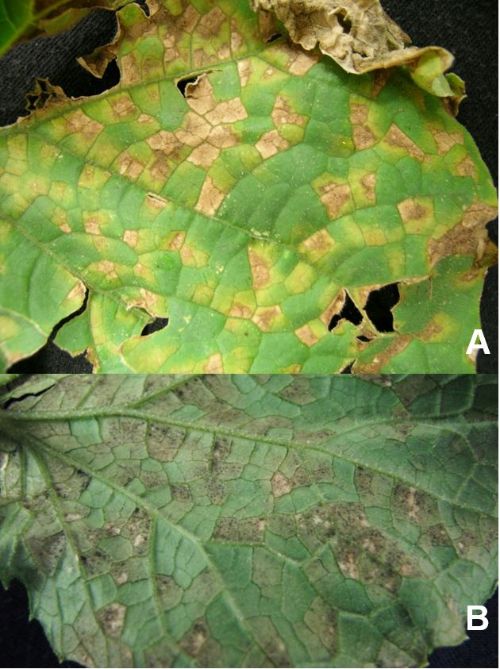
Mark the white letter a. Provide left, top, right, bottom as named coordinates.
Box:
left=466, top=329, right=490, bottom=355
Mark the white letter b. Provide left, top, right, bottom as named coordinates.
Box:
left=467, top=605, right=488, bottom=630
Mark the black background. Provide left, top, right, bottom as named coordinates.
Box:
left=0, top=1, right=498, bottom=667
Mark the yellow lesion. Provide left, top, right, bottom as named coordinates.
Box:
left=320, top=289, right=347, bottom=326
left=228, top=290, right=256, bottom=319
left=188, top=143, right=221, bottom=168
left=94, top=259, right=119, bottom=280
left=84, top=216, right=101, bottom=235
left=163, top=230, right=185, bottom=251
left=7, top=134, right=28, bottom=157
left=248, top=246, right=272, bottom=289
left=349, top=170, right=377, bottom=208
left=192, top=282, right=215, bottom=306
left=237, top=59, right=252, bottom=87
left=295, top=323, right=319, bottom=347
left=66, top=281, right=86, bottom=303
left=350, top=100, right=376, bottom=150
left=64, top=110, right=104, bottom=142
left=299, top=229, right=336, bottom=262
left=117, top=153, right=146, bottom=180
left=384, top=124, right=425, bottom=161
left=255, top=129, right=289, bottom=159
left=229, top=302, right=254, bottom=319
left=110, top=94, right=138, bottom=120
left=313, top=174, right=353, bottom=220
left=430, top=128, right=463, bottom=155
left=184, top=74, right=217, bottom=115
left=271, top=472, right=292, bottom=497
left=195, top=176, right=225, bottom=216
left=397, top=197, right=434, bottom=234
left=362, top=227, right=387, bottom=246
left=206, top=99, right=248, bottom=125
left=53, top=207, right=71, bottom=233
left=284, top=261, right=315, bottom=294
left=78, top=164, right=111, bottom=189
left=123, top=230, right=139, bottom=247
left=48, top=180, right=72, bottom=204
left=134, top=262, right=155, bottom=282
left=271, top=95, right=306, bottom=128
left=179, top=241, right=209, bottom=268
left=287, top=49, right=320, bottom=75
left=126, top=287, right=165, bottom=315
left=0, top=315, right=21, bottom=339
left=204, top=352, right=224, bottom=373
left=252, top=304, right=284, bottom=331
left=456, top=156, right=477, bottom=178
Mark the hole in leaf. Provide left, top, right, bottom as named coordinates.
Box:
left=356, top=335, right=372, bottom=343
left=335, top=9, right=352, bottom=34
left=141, top=318, right=169, bottom=336
left=128, top=0, right=150, bottom=17
left=0, top=8, right=121, bottom=127
left=176, top=74, right=201, bottom=97
left=266, top=32, right=282, bottom=43
left=8, top=289, right=92, bottom=374
left=364, top=283, right=400, bottom=332
left=340, top=361, right=354, bottom=374
left=328, top=292, right=362, bottom=331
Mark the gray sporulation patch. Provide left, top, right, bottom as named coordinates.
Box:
left=247, top=617, right=291, bottom=667
left=27, top=531, right=66, bottom=575
left=147, top=423, right=186, bottom=461
left=296, top=503, right=419, bottom=590
left=156, top=574, right=183, bottom=609
left=209, top=436, right=232, bottom=472
left=392, top=483, right=438, bottom=523
left=207, top=479, right=227, bottom=505
left=143, top=641, right=177, bottom=668
left=354, top=466, right=375, bottom=495
left=99, top=602, right=126, bottom=637
left=181, top=619, right=208, bottom=657
left=271, top=471, right=292, bottom=497
left=213, top=516, right=266, bottom=542
left=420, top=523, right=451, bottom=547
left=123, top=507, right=151, bottom=555
left=268, top=512, right=297, bottom=538
left=304, top=597, right=337, bottom=655
left=278, top=378, right=317, bottom=405
left=141, top=471, right=169, bottom=488
left=80, top=549, right=109, bottom=577
left=170, top=483, right=192, bottom=501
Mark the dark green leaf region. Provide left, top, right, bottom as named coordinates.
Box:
left=0, top=374, right=497, bottom=667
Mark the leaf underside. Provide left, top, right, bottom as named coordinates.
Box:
left=0, top=374, right=498, bottom=667
left=0, top=0, right=497, bottom=373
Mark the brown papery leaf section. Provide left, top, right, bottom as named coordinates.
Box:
left=252, top=0, right=457, bottom=95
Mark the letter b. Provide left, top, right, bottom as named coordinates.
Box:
left=467, top=605, right=488, bottom=630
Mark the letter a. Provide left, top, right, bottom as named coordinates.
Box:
left=466, top=329, right=490, bottom=355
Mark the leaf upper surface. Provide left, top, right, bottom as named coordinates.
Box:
left=0, top=374, right=498, bottom=667
left=0, top=0, right=497, bottom=372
